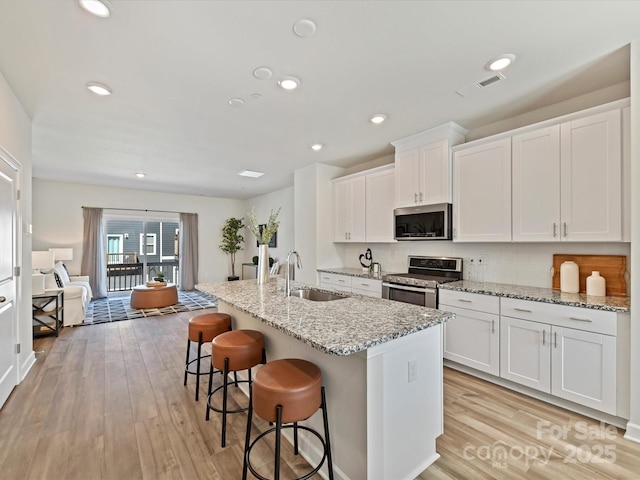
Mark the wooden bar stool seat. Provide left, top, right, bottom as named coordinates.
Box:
left=207, top=329, right=266, bottom=447
left=183, top=312, right=231, bottom=401
left=243, top=358, right=334, bottom=480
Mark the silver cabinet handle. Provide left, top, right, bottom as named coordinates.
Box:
left=514, top=308, right=532, bottom=313
left=414, top=193, right=418, bottom=203
left=554, top=332, right=558, bottom=348
left=338, top=279, right=346, bottom=283
left=563, top=222, right=568, bottom=237
left=360, top=283, right=369, bottom=287
left=458, top=299, right=472, bottom=303
left=553, top=223, right=557, bottom=237
left=542, top=330, right=546, bottom=346
left=568, top=316, right=592, bottom=323
left=491, top=319, right=495, bottom=334
left=419, top=192, right=423, bottom=202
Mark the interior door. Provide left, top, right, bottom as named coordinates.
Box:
left=0, top=154, right=18, bottom=409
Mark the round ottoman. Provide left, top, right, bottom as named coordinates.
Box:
left=130, top=283, right=179, bottom=309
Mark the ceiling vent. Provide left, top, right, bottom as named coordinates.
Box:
left=456, top=72, right=506, bottom=97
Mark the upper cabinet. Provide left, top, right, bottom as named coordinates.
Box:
left=622, top=106, right=631, bottom=242
left=453, top=138, right=512, bottom=242
left=333, top=165, right=395, bottom=243
left=392, top=122, right=467, bottom=208
left=453, top=99, right=629, bottom=243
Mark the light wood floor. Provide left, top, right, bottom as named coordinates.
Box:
left=1, top=310, right=639, bottom=479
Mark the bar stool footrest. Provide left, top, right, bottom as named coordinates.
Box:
left=207, top=379, right=251, bottom=415
left=184, top=355, right=213, bottom=376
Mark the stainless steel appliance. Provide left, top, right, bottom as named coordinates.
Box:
left=382, top=256, right=462, bottom=308
left=394, top=203, right=452, bottom=240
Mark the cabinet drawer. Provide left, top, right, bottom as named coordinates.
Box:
left=439, top=290, right=500, bottom=314
left=352, top=278, right=382, bottom=295
left=501, top=297, right=617, bottom=336
left=319, top=272, right=352, bottom=289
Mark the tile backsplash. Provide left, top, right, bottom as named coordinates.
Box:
left=336, top=241, right=631, bottom=292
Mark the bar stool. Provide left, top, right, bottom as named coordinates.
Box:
left=207, top=329, right=266, bottom=447
left=184, top=312, right=231, bottom=401
left=243, top=358, right=334, bottom=480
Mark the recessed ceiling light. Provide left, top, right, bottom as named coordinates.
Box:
left=370, top=114, right=387, bottom=124
left=253, top=67, right=273, bottom=80
left=485, top=54, right=516, bottom=71
left=228, top=98, right=245, bottom=107
left=135, top=172, right=146, bottom=178
left=293, top=19, right=317, bottom=38
left=252, top=93, right=262, bottom=100
left=86, top=82, right=112, bottom=96
left=78, top=0, right=111, bottom=18
left=239, top=170, right=265, bottom=178
left=311, top=143, right=324, bottom=151
left=278, top=76, right=300, bottom=91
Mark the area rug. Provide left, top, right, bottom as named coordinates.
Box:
left=83, top=290, right=218, bottom=324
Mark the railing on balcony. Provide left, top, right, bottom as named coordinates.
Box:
left=106, top=252, right=179, bottom=292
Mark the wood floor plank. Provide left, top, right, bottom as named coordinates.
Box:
left=2, top=311, right=639, bottom=480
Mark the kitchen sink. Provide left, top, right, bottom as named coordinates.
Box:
left=289, top=288, right=348, bottom=302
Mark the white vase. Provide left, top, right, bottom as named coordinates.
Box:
left=560, top=261, right=579, bottom=293
left=257, top=244, right=270, bottom=284
left=586, top=271, right=606, bottom=296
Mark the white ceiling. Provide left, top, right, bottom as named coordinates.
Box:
left=0, top=0, right=638, bottom=199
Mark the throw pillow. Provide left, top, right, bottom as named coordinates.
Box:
left=53, top=262, right=70, bottom=285
left=53, top=272, right=63, bottom=288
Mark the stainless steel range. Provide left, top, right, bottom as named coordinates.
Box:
left=382, top=256, right=463, bottom=308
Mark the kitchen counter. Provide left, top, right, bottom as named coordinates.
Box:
left=316, top=266, right=385, bottom=280
left=197, top=278, right=452, bottom=356
left=439, top=280, right=630, bottom=313
left=196, top=278, right=449, bottom=480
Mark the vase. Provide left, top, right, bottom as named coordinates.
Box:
left=560, top=261, right=579, bottom=293
left=257, top=244, right=270, bottom=284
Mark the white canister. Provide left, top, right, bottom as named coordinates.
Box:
left=560, top=261, right=579, bottom=293
left=586, top=271, right=606, bottom=296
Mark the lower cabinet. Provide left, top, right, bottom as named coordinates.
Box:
left=442, top=291, right=628, bottom=418
left=318, top=272, right=382, bottom=298
left=439, top=290, right=500, bottom=376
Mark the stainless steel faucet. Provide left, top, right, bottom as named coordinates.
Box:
left=285, top=250, right=302, bottom=296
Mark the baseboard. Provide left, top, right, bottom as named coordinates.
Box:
left=624, top=421, right=640, bottom=443
left=20, top=350, right=36, bottom=382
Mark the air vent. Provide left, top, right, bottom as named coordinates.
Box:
left=456, top=72, right=506, bottom=97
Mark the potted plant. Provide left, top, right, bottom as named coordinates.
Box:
left=246, top=207, right=280, bottom=284
left=219, top=217, right=245, bottom=281
left=154, top=271, right=165, bottom=282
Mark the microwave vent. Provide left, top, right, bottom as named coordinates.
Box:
left=455, top=72, right=506, bottom=97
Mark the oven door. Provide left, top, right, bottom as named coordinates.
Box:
left=382, top=282, right=437, bottom=308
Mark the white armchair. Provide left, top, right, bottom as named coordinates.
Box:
left=52, top=262, right=93, bottom=302
left=40, top=275, right=87, bottom=327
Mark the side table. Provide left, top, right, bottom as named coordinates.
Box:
left=33, top=290, right=64, bottom=337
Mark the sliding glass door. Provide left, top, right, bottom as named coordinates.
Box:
left=104, top=214, right=179, bottom=292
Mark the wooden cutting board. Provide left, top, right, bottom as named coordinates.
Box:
left=552, top=254, right=627, bottom=297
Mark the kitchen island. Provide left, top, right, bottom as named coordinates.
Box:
left=196, top=279, right=454, bottom=480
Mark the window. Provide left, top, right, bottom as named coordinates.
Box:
left=140, top=233, right=157, bottom=255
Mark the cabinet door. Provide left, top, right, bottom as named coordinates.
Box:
left=394, top=148, right=420, bottom=208
left=453, top=138, right=512, bottom=242
left=420, top=139, right=450, bottom=204
left=512, top=126, right=561, bottom=242
left=349, top=176, right=366, bottom=242
left=366, top=169, right=395, bottom=242
left=500, top=317, right=551, bottom=392
left=333, top=180, right=350, bottom=242
left=442, top=305, right=500, bottom=375
left=560, top=110, right=622, bottom=241
left=622, top=106, right=631, bottom=242
left=551, top=326, right=616, bottom=415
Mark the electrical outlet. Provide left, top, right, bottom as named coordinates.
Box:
left=408, top=359, right=418, bottom=383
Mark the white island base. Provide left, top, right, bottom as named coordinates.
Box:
left=219, top=301, right=444, bottom=480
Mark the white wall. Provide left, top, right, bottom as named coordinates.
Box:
left=32, top=179, right=245, bottom=284
left=0, top=71, right=33, bottom=382
left=242, top=186, right=294, bottom=271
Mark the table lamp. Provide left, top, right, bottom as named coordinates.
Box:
left=49, top=248, right=73, bottom=262
left=32, top=250, right=55, bottom=294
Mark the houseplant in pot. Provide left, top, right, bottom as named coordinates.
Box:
left=219, top=217, right=245, bottom=281
left=246, top=207, right=280, bottom=284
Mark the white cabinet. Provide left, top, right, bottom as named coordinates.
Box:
left=559, top=109, right=621, bottom=241
left=439, top=290, right=500, bottom=375
left=365, top=168, right=395, bottom=242
left=318, top=271, right=382, bottom=297
left=500, top=297, right=622, bottom=416
left=333, top=176, right=366, bottom=242
left=392, top=122, right=467, bottom=208
left=452, top=138, right=512, bottom=242
left=622, top=106, right=631, bottom=242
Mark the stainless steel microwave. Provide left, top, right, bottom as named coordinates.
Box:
left=394, top=203, right=452, bottom=240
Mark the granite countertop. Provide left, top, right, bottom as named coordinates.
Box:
left=317, top=267, right=385, bottom=280
left=439, top=280, right=630, bottom=313
left=196, top=279, right=453, bottom=356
